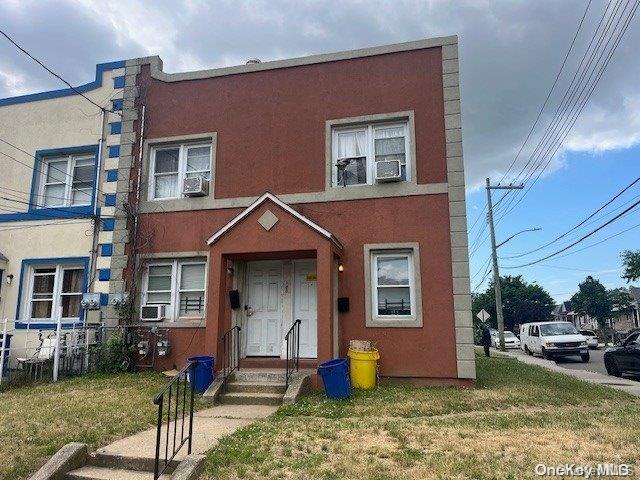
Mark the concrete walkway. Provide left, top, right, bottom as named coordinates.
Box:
left=98, top=404, right=277, bottom=461
left=490, top=347, right=640, bottom=397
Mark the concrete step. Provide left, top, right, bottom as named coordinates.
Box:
left=232, top=370, right=286, bottom=383
left=65, top=465, right=171, bottom=480
left=90, top=451, right=178, bottom=473
left=219, top=391, right=284, bottom=406
left=226, top=380, right=287, bottom=394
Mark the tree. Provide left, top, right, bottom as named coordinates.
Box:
left=570, top=276, right=612, bottom=328
left=472, top=275, right=555, bottom=332
left=621, top=250, right=640, bottom=282
left=607, top=287, right=634, bottom=314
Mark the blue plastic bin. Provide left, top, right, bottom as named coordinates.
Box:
left=317, top=358, right=351, bottom=399
left=0, top=334, right=12, bottom=377
left=188, top=355, right=215, bottom=394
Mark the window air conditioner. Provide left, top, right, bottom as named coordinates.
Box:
left=375, top=160, right=402, bottom=182
left=182, top=177, right=209, bottom=197
left=140, top=304, right=167, bottom=322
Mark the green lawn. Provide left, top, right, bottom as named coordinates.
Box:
left=0, top=372, right=167, bottom=480
left=204, top=355, right=640, bottom=480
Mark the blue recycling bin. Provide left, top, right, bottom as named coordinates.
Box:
left=317, top=358, right=351, bottom=399
left=188, top=355, right=215, bottom=394
left=0, top=334, right=12, bottom=377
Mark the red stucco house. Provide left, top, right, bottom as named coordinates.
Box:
left=112, top=35, right=475, bottom=386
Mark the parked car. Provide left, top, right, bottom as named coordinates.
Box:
left=579, top=329, right=599, bottom=349
left=520, top=321, right=589, bottom=362
left=604, top=331, right=640, bottom=377
left=491, top=330, right=521, bottom=349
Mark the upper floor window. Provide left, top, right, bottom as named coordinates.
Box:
left=149, top=143, right=212, bottom=199
left=39, top=154, right=95, bottom=207
left=332, top=121, right=410, bottom=187
left=26, top=263, right=85, bottom=323
left=142, top=258, right=207, bottom=321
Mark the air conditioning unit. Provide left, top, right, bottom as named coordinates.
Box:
left=375, top=160, right=402, bottom=182
left=140, top=304, right=167, bottom=322
left=182, top=177, right=209, bottom=197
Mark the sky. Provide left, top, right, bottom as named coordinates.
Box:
left=0, top=0, right=638, bottom=302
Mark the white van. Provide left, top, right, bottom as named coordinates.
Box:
left=520, top=321, right=589, bottom=362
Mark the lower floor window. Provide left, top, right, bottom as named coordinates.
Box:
left=372, top=252, right=414, bottom=317
left=143, top=258, right=206, bottom=320
left=27, top=264, right=84, bottom=322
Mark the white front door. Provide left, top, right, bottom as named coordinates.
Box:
left=246, top=261, right=283, bottom=356
left=293, top=260, right=318, bottom=358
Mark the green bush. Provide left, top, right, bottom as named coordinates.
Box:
left=96, top=332, right=132, bottom=373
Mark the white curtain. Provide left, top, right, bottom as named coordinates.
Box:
left=338, top=130, right=367, bottom=158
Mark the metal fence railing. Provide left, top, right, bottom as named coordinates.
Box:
left=0, top=319, right=171, bottom=389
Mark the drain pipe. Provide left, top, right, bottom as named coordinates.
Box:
left=128, top=104, right=145, bottom=307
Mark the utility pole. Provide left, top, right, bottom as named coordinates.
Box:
left=485, top=178, right=524, bottom=351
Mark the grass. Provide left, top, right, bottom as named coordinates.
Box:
left=0, top=372, right=168, bottom=480
left=203, top=355, right=640, bottom=480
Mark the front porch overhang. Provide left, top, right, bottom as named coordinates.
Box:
left=206, top=192, right=343, bottom=250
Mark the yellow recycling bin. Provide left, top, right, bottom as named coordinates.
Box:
left=347, top=348, right=379, bottom=389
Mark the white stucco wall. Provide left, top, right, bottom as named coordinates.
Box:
left=0, top=64, right=125, bottom=366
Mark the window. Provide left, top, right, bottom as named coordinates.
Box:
left=372, top=252, right=414, bottom=318
left=39, top=155, right=95, bottom=207
left=26, top=264, right=84, bottom=323
left=142, top=259, right=206, bottom=321
left=332, top=121, right=410, bottom=187
left=364, top=243, right=422, bottom=328
left=149, top=143, right=212, bottom=199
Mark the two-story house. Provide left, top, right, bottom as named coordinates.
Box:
left=111, top=36, right=475, bottom=385
left=0, top=62, right=127, bottom=369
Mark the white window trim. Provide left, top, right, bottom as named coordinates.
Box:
left=38, top=154, right=95, bottom=208
left=141, top=259, right=207, bottom=321
left=331, top=121, right=411, bottom=187
left=25, top=264, right=84, bottom=323
left=371, top=251, right=416, bottom=320
left=363, top=243, right=423, bottom=328
left=148, top=142, right=213, bottom=201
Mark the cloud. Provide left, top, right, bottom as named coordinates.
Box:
left=1, top=0, right=638, bottom=190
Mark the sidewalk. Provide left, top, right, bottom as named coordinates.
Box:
left=485, top=347, right=640, bottom=397
left=98, top=404, right=277, bottom=461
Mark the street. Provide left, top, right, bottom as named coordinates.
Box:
left=501, top=347, right=639, bottom=382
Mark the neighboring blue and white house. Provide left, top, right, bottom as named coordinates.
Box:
left=0, top=61, right=127, bottom=370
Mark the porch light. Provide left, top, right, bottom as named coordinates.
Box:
left=226, top=267, right=235, bottom=275
left=5, top=274, right=13, bottom=285
left=338, top=263, right=344, bottom=272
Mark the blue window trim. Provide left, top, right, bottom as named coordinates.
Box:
left=15, top=256, right=90, bottom=330
left=113, top=76, right=125, bottom=89
left=0, top=145, right=100, bottom=223
left=0, top=61, right=125, bottom=107
left=109, top=122, right=122, bottom=135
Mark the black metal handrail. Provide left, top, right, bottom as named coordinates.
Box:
left=221, top=325, right=241, bottom=380
left=153, top=360, right=197, bottom=479
left=285, top=319, right=302, bottom=389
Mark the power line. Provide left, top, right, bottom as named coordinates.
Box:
left=498, top=0, right=594, bottom=185
left=504, top=198, right=640, bottom=268
left=498, top=0, right=639, bottom=219
left=0, top=28, right=121, bottom=117
left=501, top=175, right=640, bottom=259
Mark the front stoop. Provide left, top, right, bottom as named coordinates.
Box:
left=30, top=445, right=204, bottom=480
left=205, top=369, right=311, bottom=406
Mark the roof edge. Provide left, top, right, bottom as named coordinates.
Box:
left=206, top=192, right=343, bottom=249
left=129, top=35, right=458, bottom=83
left=0, top=60, right=125, bottom=107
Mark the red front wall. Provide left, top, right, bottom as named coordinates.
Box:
left=133, top=46, right=458, bottom=379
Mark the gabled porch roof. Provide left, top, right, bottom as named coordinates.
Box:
left=206, top=192, right=343, bottom=249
